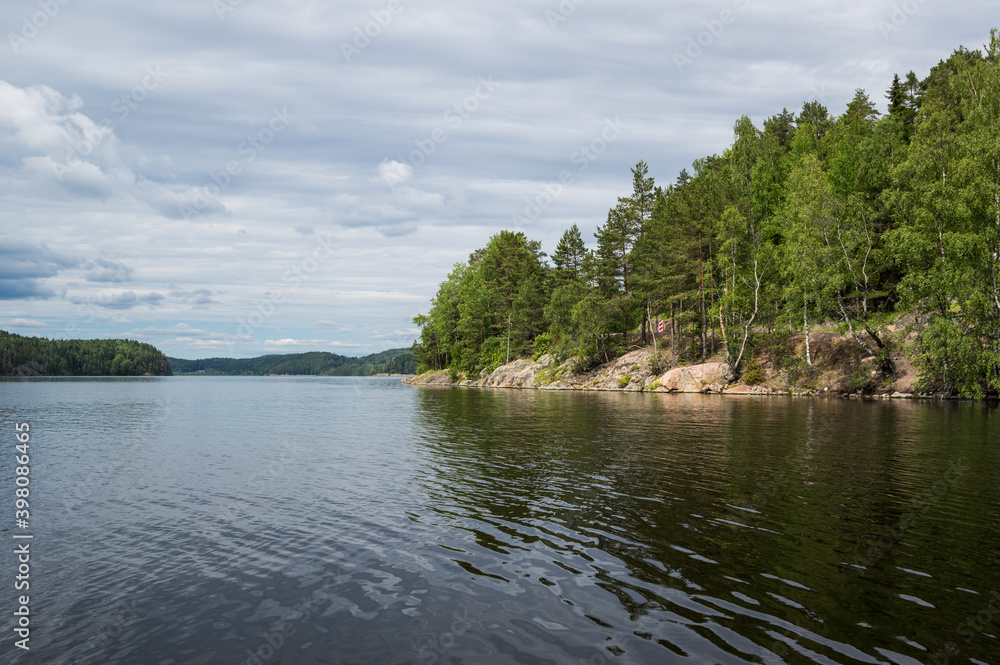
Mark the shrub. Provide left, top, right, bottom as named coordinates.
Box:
left=850, top=369, right=873, bottom=394
left=569, top=343, right=601, bottom=373
left=649, top=352, right=668, bottom=375
left=874, top=344, right=897, bottom=377
left=619, top=375, right=631, bottom=387
left=532, top=333, right=551, bottom=361
left=742, top=360, right=765, bottom=386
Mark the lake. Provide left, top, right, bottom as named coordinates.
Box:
left=1, top=377, right=998, bottom=664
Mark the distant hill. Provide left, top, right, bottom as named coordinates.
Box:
left=167, top=348, right=417, bottom=376
left=0, top=330, right=172, bottom=376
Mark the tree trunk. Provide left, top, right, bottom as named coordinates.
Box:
left=836, top=293, right=876, bottom=357
left=718, top=302, right=728, bottom=363
left=641, top=299, right=649, bottom=346
left=670, top=300, right=675, bottom=354
left=649, top=301, right=657, bottom=357
left=506, top=312, right=511, bottom=364
left=804, top=295, right=812, bottom=367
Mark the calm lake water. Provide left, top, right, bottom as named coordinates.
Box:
left=1, top=377, right=998, bottom=665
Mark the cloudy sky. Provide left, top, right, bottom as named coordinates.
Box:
left=0, top=1, right=992, bottom=358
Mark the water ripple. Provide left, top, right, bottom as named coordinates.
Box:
left=1, top=379, right=997, bottom=664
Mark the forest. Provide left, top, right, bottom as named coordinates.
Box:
left=0, top=330, right=416, bottom=377
left=167, top=348, right=417, bottom=376
left=0, top=330, right=173, bottom=376
left=412, top=31, right=1000, bottom=398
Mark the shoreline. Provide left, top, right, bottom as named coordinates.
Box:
left=403, top=333, right=985, bottom=400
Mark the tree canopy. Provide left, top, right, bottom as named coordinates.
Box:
left=1, top=331, right=173, bottom=376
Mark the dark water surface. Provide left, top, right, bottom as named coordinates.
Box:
left=1, top=377, right=998, bottom=665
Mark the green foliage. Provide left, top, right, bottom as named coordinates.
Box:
left=409, top=31, right=1000, bottom=397
left=849, top=369, right=873, bottom=394
left=478, top=336, right=509, bottom=374
left=742, top=359, right=766, bottom=386
left=414, top=230, right=549, bottom=376
left=532, top=332, right=551, bottom=360
left=0, top=331, right=171, bottom=376
left=912, top=316, right=989, bottom=397
left=619, top=375, right=631, bottom=387
left=570, top=348, right=601, bottom=373
left=552, top=225, right=588, bottom=281
left=545, top=280, right=588, bottom=355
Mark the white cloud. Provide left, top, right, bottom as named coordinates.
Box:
left=165, top=337, right=231, bottom=349
left=265, top=338, right=322, bottom=347
left=2, top=318, right=48, bottom=328
left=376, top=159, right=413, bottom=188
left=128, top=323, right=224, bottom=340
left=316, top=320, right=354, bottom=332
left=263, top=338, right=363, bottom=349
left=0, top=81, right=221, bottom=218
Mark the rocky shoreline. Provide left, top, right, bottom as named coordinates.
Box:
left=403, top=332, right=931, bottom=398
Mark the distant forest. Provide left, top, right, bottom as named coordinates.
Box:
left=413, top=31, right=1000, bottom=398
left=0, top=329, right=416, bottom=377
left=1, top=330, right=172, bottom=376
left=167, top=348, right=417, bottom=376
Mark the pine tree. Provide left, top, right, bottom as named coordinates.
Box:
left=797, top=100, right=831, bottom=141
left=764, top=108, right=796, bottom=150
left=887, top=74, right=907, bottom=116
left=552, top=224, right=588, bottom=280
left=594, top=202, right=638, bottom=296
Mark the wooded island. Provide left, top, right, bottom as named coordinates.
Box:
left=412, top=32, right=1000, bottom=398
